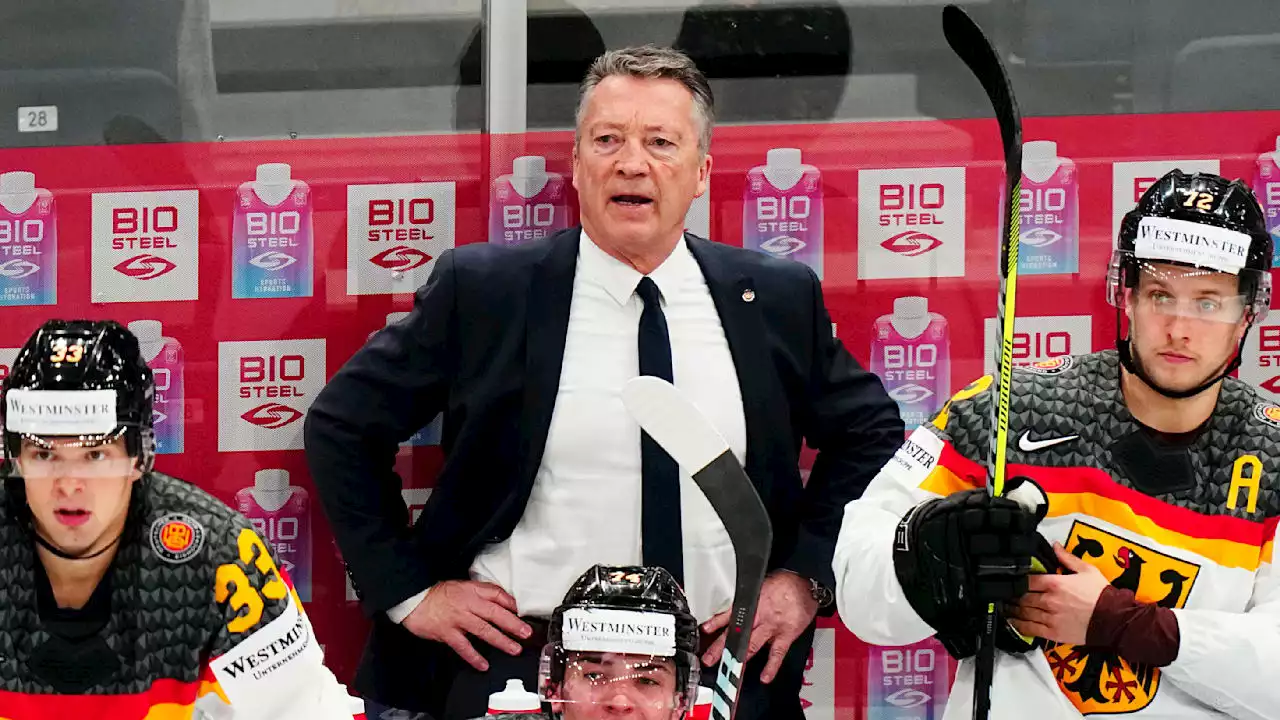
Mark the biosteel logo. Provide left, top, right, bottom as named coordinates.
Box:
left=347, top=182, right=455, bottom=296
left=0, top=259, right=40, bottom=279
left=1243, top=324, right=1280, bottom=400
left=240, top=402, right=303, bottom=429
left=858, top=167, right=966, bottom=280
left=369, top=246, right=431, bottom=271
left=758, top=235, right=806, bottom=257
left=219, top=339, right=325, bottom=452
left=887, top=383, right=934, bottom=405
left=248, top=251, right=298, bottom=272
left=880, top=230, right=942, bottom=257
left=885, top=689, right=930, bottom=708
left=981, top=315, right=1092, bottom=375
left=92, top=190, right=199, bottom=302
left=1021, top=227, right=1062, bottom=248
left=113, top=254, right=177, bottom=280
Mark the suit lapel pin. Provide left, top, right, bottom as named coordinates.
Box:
left=742, top=289, right=756, bottom=303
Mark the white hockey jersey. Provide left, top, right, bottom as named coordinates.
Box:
left=834, top=352, right=1280, bottom=719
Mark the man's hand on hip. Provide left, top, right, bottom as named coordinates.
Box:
left=700, top=570, right=820, bottom=684
left=401, top=580, right=533, bottom=671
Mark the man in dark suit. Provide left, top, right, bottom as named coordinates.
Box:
left=304, top=44, right=903, bottom=720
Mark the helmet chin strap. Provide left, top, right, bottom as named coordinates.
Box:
left=32, top=528, right=123, bottom=561
left=1115, top=305, right=1251, bottom=400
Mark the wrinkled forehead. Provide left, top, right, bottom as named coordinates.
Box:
left=1135, top=261, right=1240, bottom=294
left=579, top=76, right=699, bottom=134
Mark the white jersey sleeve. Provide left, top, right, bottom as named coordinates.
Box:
left=832, top=423, right=939, bottom=645
left=833, top=376, right=994, bottom=646
left=1161, top=520, right=1280, bottom=720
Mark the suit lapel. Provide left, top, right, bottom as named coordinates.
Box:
left=685, top=235, right=777, bottom=495
left=520, top=228, right=581, bottom=487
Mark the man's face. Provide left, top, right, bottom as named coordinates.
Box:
left=555, top=652, right=685, bottom=720
left=18, top=436, right=139, bottom=556
left=1126, top=262, right=1249, bottom=392
left=573, top=74, right=711, bottom=257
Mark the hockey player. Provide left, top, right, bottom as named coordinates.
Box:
left=470, top=564, right=701, bottom=720
left=0, top=319, right=356, bottom=719
left=832, top=170, right=1280, bottom=719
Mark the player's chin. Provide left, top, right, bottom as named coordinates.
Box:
left=606, top=219, right=665, bottom=247
left=43, top=533, right=97, bottom=556
left=1150, top=365, right=1219, bottom=393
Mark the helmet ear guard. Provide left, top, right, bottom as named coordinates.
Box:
left=132, top=426, right=156, bottom=474
left=1104, top=249, right=1132, bottom=310
left=538, top=643, right=566, bottom=706
left=1250, top=272, right=1273, bottom=323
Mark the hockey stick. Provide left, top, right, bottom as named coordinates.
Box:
left=941, top=6, right=1023, bottom=720
left=621, top=376, right=772, bottom=720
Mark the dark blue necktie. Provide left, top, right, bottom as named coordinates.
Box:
left=635, top=276, right=683, bottom=585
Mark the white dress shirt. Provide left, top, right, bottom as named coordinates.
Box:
left=388, top=232, right=747, bottom=624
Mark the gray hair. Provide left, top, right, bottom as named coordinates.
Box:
left=575, top=44, right=715, bottom=155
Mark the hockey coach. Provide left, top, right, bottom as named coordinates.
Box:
left=305, top=44, right=903, bottom=720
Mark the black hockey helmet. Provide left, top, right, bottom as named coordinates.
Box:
left=1, top=319, right=155, bottom=472
left=539, top=565, right=700, bottom=719
left=1107, top=169, right=1275, bottom=398
left=1110, top=169, right=1272, bottom=311
left=548, top=565, right=700, bottom=652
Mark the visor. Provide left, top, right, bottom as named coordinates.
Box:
left=14, top=435, right=135, bottom=480
left=538, top=607, right=697, bottom=720
left=1106, top=250, right=1271, bottom=324
left=539, top=649, right=698, bottom=720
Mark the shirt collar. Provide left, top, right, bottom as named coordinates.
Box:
left=578, top=230, right=696, bottom=307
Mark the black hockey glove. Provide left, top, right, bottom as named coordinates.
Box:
left=892, top=481, right=1044, bottom=659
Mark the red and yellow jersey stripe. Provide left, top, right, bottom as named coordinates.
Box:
left=917, top=435, right=1277, bottom=571
left=0, top=667, right=226, bottom=720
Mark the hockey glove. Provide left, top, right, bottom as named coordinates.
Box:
left=892, top=480, right=1044, bottom=659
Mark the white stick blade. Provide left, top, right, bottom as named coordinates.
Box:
left=621, top=376, right=731, bottom=474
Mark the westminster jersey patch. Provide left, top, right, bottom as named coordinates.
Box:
left=885, top=425, right=944, bottom=487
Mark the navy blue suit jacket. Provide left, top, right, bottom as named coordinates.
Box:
left=304, top=227, right=903, bottom=710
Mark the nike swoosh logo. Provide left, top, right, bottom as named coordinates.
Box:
left=1017, top=431, right=1079, bottom=452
